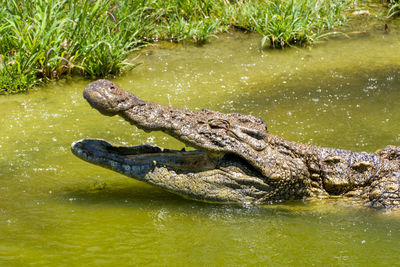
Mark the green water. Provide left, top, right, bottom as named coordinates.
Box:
left=1, top=25, right=400, bottom=265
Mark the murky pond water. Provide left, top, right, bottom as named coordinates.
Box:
left=1, top=21, right=400, bottom=265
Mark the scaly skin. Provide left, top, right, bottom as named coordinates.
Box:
left=71, top=80, right=400, bottom=208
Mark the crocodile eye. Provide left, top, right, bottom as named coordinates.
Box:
left=241, top=128, right=266, bottom=140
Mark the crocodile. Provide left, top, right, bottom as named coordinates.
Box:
left=71, top=79, right=400, bottom=208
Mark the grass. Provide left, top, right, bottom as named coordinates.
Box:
left=0, top=0, right=356, bottom=94
left=388, top=0, right=400, bottom=16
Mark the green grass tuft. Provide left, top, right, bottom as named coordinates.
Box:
left=0, top=0, right=356, bottom=94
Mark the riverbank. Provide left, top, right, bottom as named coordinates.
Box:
left=0, top=0, right=366, bottom=94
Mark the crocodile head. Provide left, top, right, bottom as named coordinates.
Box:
left=72, top=80, right=313, bottom=204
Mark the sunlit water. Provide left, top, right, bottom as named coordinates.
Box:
left=1, top=21, right=400, bottom=265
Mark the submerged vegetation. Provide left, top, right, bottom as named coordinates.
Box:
left=0, top=0, right=356, bottom=94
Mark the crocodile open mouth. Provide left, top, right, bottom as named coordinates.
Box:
left=71, top=138, right=272, bottom=204
left=71, top=138, right=219, bottom=180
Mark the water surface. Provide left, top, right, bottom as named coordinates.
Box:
left=1, top=23, right=400, bottom=265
